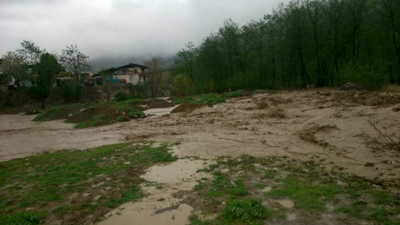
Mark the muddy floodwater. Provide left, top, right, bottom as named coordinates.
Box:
left=97, top=159, right=212, bottom=225
left=1, top=88, right=400, bottom=224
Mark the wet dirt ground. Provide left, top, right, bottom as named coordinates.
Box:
left=2, top=88, right=400, bottom=179
left=97, top=159, right=212, bottom=225
left=1, top=88, right=400, bottom=224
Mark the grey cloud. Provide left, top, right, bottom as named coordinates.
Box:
left=1, top=0, right=291, bottom=71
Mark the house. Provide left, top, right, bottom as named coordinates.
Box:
left=103, top=63, right=149, bottom=85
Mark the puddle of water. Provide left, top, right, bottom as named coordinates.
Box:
left=287, top=213, right=297, bottom=221
left=98, top=202, right=193, bottom=225
left=276, top=199, right=294, bottom=208
left=143, top=105, right=179, bottom=116
left=326, top=203, right=335, bottom=212
left=261, top=186, right=272, bottom=192
left=98, top=159, right=211, bottom=225
left=142, top=159, right=210, bottom=185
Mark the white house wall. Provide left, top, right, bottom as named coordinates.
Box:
left=113, top=74, right=140, bottom=84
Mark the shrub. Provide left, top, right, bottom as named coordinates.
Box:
left=197, top=93, right=226, bottom=105
left=219, top=199, right=269, bottom=224
left=225, top=90, right=243, bottom=98
left=340, top=62, right=389, bottom=91
left=115, top=92, right=128, bottom=102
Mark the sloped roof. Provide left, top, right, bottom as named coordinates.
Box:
left=93, top=63, right=149, bottom=76
left=117, top=63, right=149, bottom=70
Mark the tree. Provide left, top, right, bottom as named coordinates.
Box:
left=174, top=42, right=197, bottom=82
left=144, top=56, right=165, bottom=97
left=59, top=45, right=90, bottom=103
left=34, top=53, right=63, bottom=109
left=60, top=45, right=90, bottom=82
left=1, top=51, right=28, bottom=88
left=99, top=68, right=116, bottom=101
left=2, top=40, right=45, bottom=89
left=17, top=40, right=45, bottom=66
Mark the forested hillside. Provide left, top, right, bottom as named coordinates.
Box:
left=172, top=0, right=400, bottom=95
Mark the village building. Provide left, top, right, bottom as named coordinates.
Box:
left=101, top=63, right=149, bottom=85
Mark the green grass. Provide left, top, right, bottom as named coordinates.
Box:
left=33, top=106, right=61, bottom=122
left=266, top=175, right=342, bottom=211
left=0, top=142, right=177, bottom=224
left=188, top=154, right=400, bottom=225
left=197, top=94, right=226, bottom=105
left=32, top=98, right=146, bottom=128
left=219, top=199, right=270, bottom=224
left=225, top=90, right=243, bottom=98
left=252, top=89, right=269, bottom=94
left=263, top=169, right=277, bottom=179
left=2, top=211, right=45, bottom=225
left=106, top=187, right=144, bottom=208
left=171, top=93, right=226, bottom=105
left=75, top=114, right=105, bottom=128
left=255, top=183, right=267, bottom=189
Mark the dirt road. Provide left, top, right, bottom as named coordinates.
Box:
left=1, top=88, right=400, bottom=182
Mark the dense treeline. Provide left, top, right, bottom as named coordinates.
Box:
left=172, top=0, right=400, bottom=95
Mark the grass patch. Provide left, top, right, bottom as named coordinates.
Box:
left=106, top=187, right=144, bottom=208
left=32, top=98, right=147, bottom=128
left=266, top=175, right=342, bottom=211
left=263, top=169, right=277, bottom=179
left=33, top=106, right=61, bottom=121
left=186, top=154, right=400, bottom=224
left=75, top=114, right=105, bottom=128
left=197, top=94, right=226, bottom=105
left=171, top=93, right=226, bottom=105
left=252, top=89, right=269, bottom=94
left=2, top=211, right=45, bottom=225
left=225, top=90, right=243, bottom=98
left=0, top=142, right=177, bottom=224
left=219, top=199, right=270, bottom=224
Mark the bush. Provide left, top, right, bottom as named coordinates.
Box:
left=225, top=90, right=243, bottom=98
left=219, top=199, right=269, bottom=224
left=60, top=82, right=82, bottom=103
left=115, top=92, right=128, bottom=102
left=172, top=73, right=197, bottom=96
left=340, top=62, right=389, bottom=91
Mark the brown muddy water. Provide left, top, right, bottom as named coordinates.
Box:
left=97, top=159, right=212, bottom=225
left=1, top=88, right=400, bottom=224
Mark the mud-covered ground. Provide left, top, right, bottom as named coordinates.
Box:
left=1, top=87, right=400, bottom=224
left=2, top=88, right=399, bottom=179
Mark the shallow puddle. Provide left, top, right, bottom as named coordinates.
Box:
left=261, top=186, right=272, bottom=192
left=276, top=199, right=294, bottom=208
left=143, top=105, right=179, bottom=116
left=142, top=159, right=210, bottom=184
left=97, top=159, right=211, bottom=225
left=287, top=213, right=297, bottom=221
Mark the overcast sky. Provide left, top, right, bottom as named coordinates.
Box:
left=0, top=0, right=289, bottom=71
